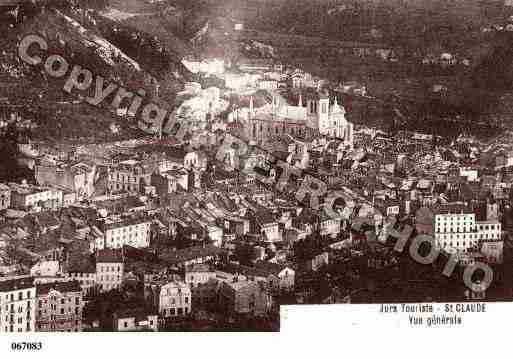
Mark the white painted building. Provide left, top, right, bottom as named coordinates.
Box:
left=0, top=277, right=36, bottom=332
left=318, top=95, right=354, bottom=147
left=9, top=182, right=63, bottom=210
left=95, top=250, right=124, bottom=292
left=258, top=79, right=278, bottom=90
left=434, top=207, right=502, bottom=257
left=30, top=260, right=60, bottom=277
left=320, top=211, right=342, bottom=237
left=99, top=217, right=151, bottom=249
left=113, top=308, right=158, bottom=332
left=158, top=281, right=191, bottom=318
left=206, top=225, right=223, bottom=247
left=459, top=167, right=479, bottom=182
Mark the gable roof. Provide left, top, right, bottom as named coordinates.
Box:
left=159, top=245, right=226, bottom=265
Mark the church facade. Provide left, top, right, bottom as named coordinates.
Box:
left=229, top=91, right=353, bottom=149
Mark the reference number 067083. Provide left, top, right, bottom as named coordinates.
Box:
left=11, top=342, right=42, bottom=351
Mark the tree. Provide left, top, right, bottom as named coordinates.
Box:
left=234, top=243, right=254, bottom=266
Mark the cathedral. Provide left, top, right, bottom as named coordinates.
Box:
left=229, top=91, right=354, bottom=149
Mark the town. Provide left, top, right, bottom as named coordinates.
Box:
left=1, top=0, right=513, bottom=334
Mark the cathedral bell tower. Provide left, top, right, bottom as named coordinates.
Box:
left=318, top=94, right=330, bottom=134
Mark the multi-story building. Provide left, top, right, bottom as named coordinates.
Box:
left=9, top=182, right=63, bottom=210
left=258, top=79, right=278, bottom=90
left=218, top=277, right=271, bottom=317
left=158, top=281, right=191, bottom=318
left=0, top=183, right=11, bottom=210
left=151, top=169, right=189, bottom=198
left=95, top=249, right=124, bottom=293
left=107, top=159, right=151, bottom=194
left=224, top=263, right=295, bottom=294
left=253, top=262, right=295, bottom=293
left=254, top=211, right=281, bottom=243
left=233, top=92, right=354, bottom=148
left=478, top=220, right=504, bottom=263
left=98, top=216, right=152, bottom=249
left=185, top=264, right=217, bottom=307
left=35, top=281, right=83, bottom=332
left=185, top=264, right=216, bottom=289
left=317, top=95, right=354, bottom=146
left=63, top=256, right=97, bottom=296
left=0, top=277, right=36, bottom=332
left=434, top=205, right=502, bottom=256
left=35, top=161, right=96, bottom=201
left=319, top=210, right=342, bottom=237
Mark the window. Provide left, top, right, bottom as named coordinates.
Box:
left=124, top=321, right=128, bottom=328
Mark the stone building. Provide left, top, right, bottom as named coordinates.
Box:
left=35, top=281, right=83, bottom=332
left=95, top=249, right=124, bottom=292
left=158, top=281, right=191, bottom=318
left=0, top=277, right=36, bottom=333
left=230, top=91, right=353, bottom=148
left=107, top=159, right=151, bottom=194
left=218, top=277, right=271, bottom=317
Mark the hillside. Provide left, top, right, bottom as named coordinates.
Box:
left=0, top=2, right=197, bottom=143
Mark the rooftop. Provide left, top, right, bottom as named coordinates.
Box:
left=159, top=245, right=226, bottom=265
left=114, top=307, right=157, bottom=322
left=0, top=276, right=35, bottom=292
left=96, top=248, right=124, bottom=263
left=37, top=280, right=81, bottom=295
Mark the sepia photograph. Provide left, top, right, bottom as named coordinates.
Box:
left=0, top=0, right=511, bottom=355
